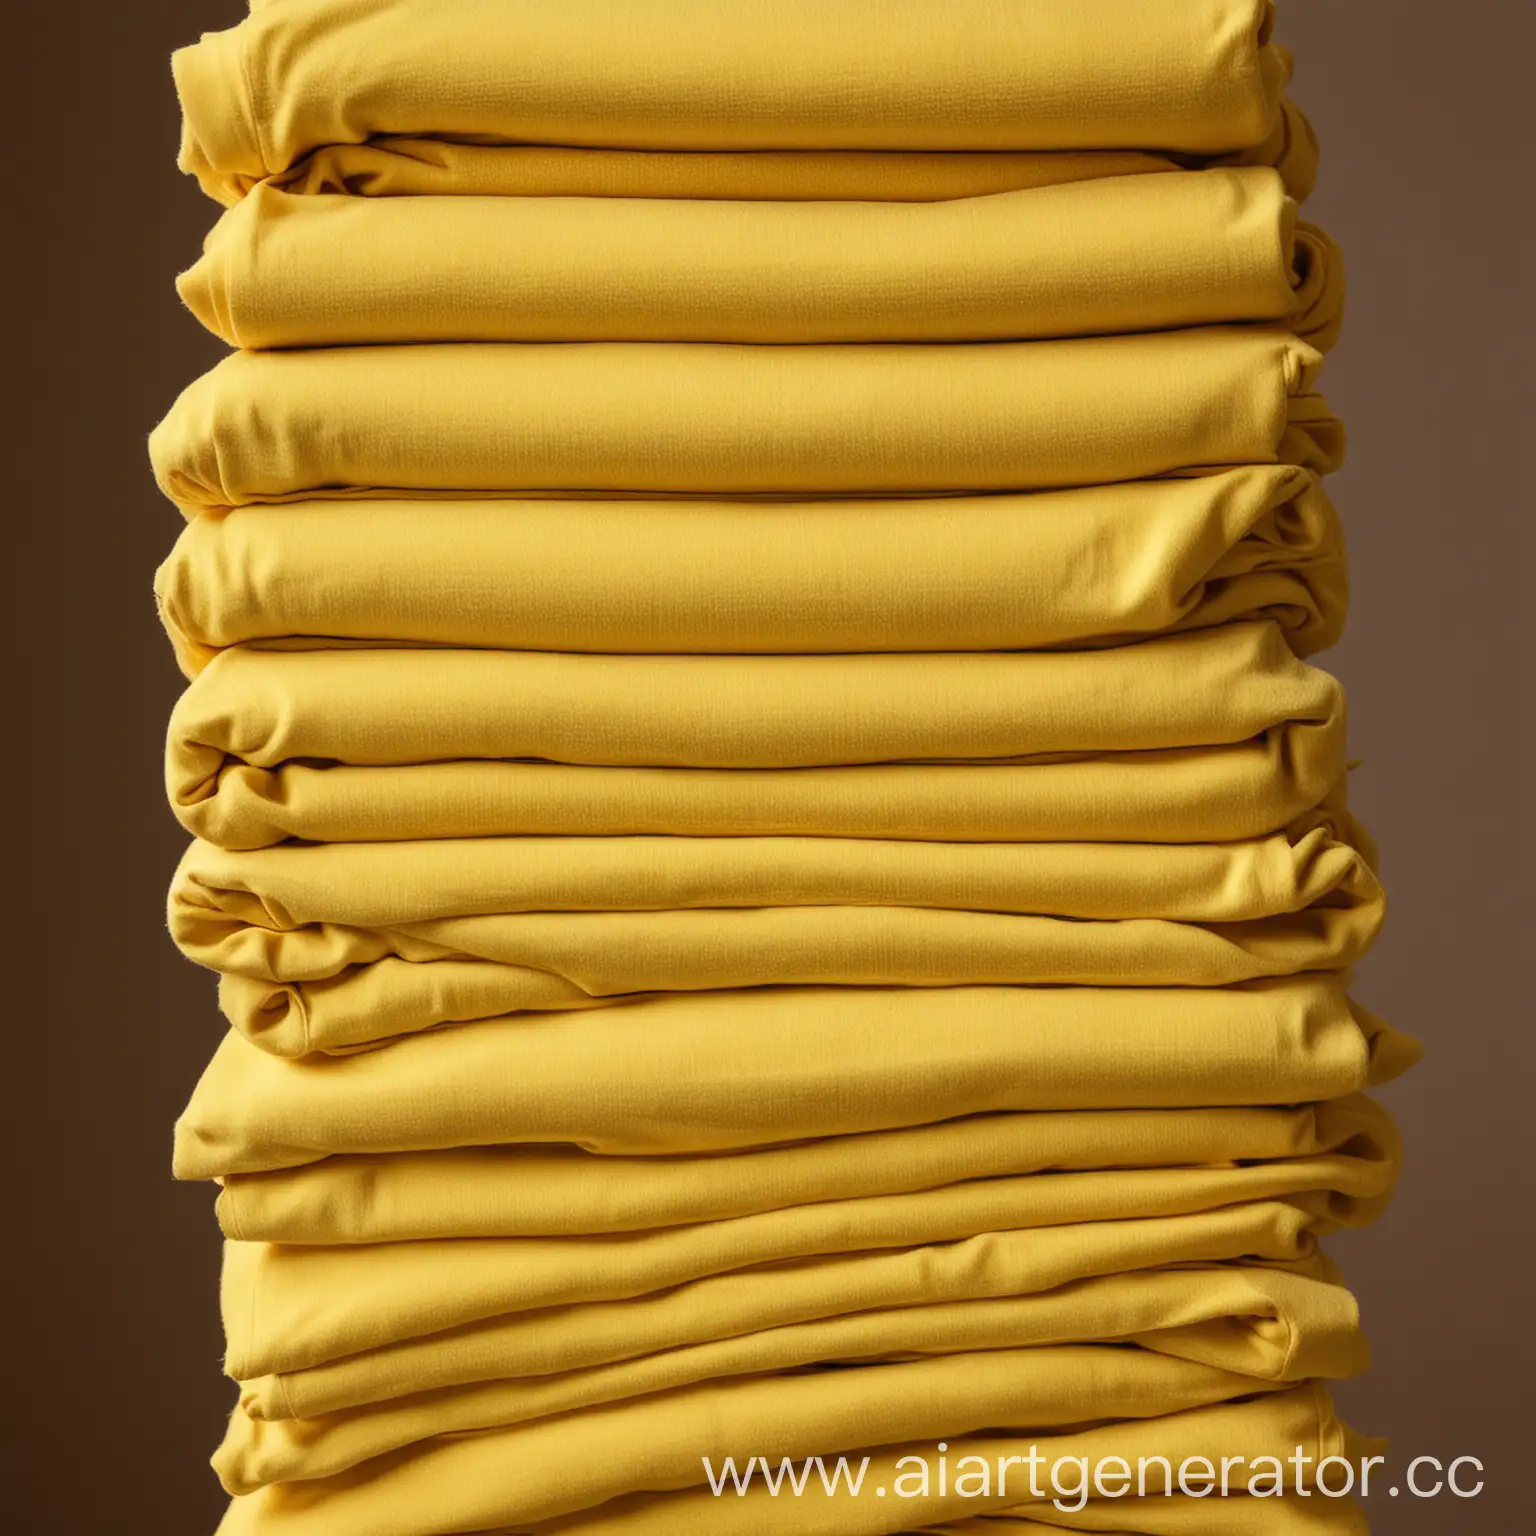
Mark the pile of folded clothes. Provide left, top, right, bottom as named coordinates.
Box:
left=152, top=3, right=1417, bottom=1532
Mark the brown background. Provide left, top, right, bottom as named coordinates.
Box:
left=12, top=0, right=1534, bottom=1529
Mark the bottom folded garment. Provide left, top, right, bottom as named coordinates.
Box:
left=906, top=1492, right=1370, bottom=1536
left=222, top=1141, right=1394, bottom=1388
left=216, top=1264, right=1362, bottom=1492
left=215, top=1382, right=1372, bottom=1535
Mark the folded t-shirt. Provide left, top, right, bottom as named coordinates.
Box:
left=149, top=329, right=1339, bottom=511
left=173, top=976, right=1418, bottom=1178
left=214, top=1340, right=1299, bottom=1498
left=169, top=817, right=1384, bottom=1024
left=209, top=1382, right=1364, bottom=1536
left=216, top=1264, right=1361, bottom=1497
left=222, top=1199, right=1380, bottom=1388
left=217, top=1096, right=1393, bottom=1242
left=175, top=0, right=1295, bottom=200
left=179, top=172, right=1342, bottom=348
left=167, top=621, right=1346, bottom=852
left=924, top=1493, right=1368, bottom=1536
left=228, top=96, right=1317, bottom=205
left=156, top=468, right=1346, bottom=673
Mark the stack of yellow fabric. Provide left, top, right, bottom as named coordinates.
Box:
left=153, top=3, right=1415, bottom=1532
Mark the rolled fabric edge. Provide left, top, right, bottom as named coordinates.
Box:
left=1292, top=220, right=1347, bottom=353
left=173, top=32, right=264, bottom=206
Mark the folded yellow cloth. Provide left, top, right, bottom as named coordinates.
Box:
left=218, top=1097, right=1394, bottom=1243
left=149, top=329, right=1338, bottom=511
left=180, top=172, right=1342, bottom=349
left=196, top=816, right=1379, bottom=1051
left=228, top=1217, right=1351, bottom=1411
left=549, top=1493, right=1371, bottom=1536
left=225, top=1209, right=1347, bottom=1394
left=175, top=0, right=1293, bottom=201
left=216, top=1342, right=1298, bottom=1497
left=218, top=1261, right=1364, bottom=1490
left=238, top=93, right=1318, bottom=205
left=562, top=1417, right=1372, bottom=1536
left=189, top=736, right=1347, bottom=855
left=193, top=736, right=1348, bottom=857
left=157, top=467, right=1346, bottom=674
left=211, top=1381, right=1362, bottom=1535
left=931, top=1497, right=1368, bottom=1536
left=169, top=621, right=1344, bottom=851
left=174, top=977, right=1416, bottom=1178
left=176, top=824, right=1378, bottom=933
left=169, top=818, right=1383, bottom=1022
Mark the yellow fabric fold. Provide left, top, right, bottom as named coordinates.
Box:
left=534, top=1482, right=1374, bottom=1536
left=526, top=1487, right=1374, bottom=1533
left=177, top=825, right=1379, bottom=928
left=179, top=172, right=1342, bottom=349
left=929, top=1497, right=1369, bottom=1536
left=174, top=977, right=1418, bottom=1178
left=217, top=1097, right=1394, bottom=1243
left=175, top=0, right=1292, bottom=202
left=230, top=1281, right=1357, bottom=1457
left=148, top=329, right=1338, bottom=511
left=275, top=142, right=1187, bottom=203
left=169, top=817, right=1383, bottom=1014
left=227, top=1213, right=1350, bottom=1408
left=189, top=735, right=1348, bottom=855
left=167, top=621, right=1345, bottom=851
left=215, top=1341, right=1299, bottom=1497
left=156, top=467, right=1347, bottom=675
left=224, top=93, right=1318, bottom=206
left=210, top=1381, right=1358, bottom=1536
left=218, top=1264, right=1364, bottom=1492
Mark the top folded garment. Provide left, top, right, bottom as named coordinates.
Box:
left=175, top=0, right=1296, bottom=203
